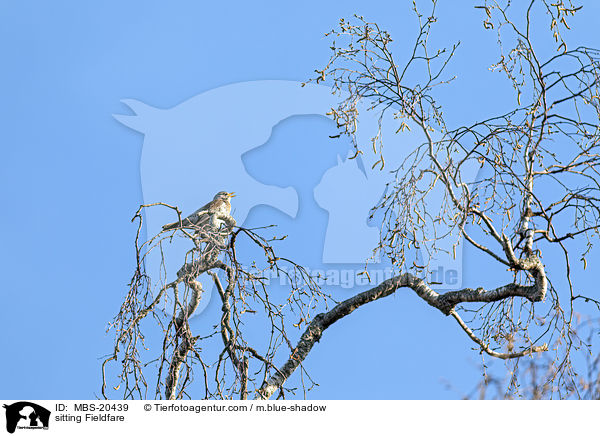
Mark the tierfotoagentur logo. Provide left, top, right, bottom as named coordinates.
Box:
left=114, top=80, right=479, bottom=313
left=263, top=265, right=459, bottom=289
left=3, top=402, right=50, bottom=434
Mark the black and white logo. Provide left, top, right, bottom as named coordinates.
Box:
left=3, top=402, right=50, bottom=434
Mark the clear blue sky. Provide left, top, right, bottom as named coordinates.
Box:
left=1, top=1, right=599, bottom=400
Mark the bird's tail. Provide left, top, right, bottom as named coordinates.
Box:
left=162, top=222, right=178, bottom=231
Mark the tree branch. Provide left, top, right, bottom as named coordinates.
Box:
left=256, top=269, right=547, bottom=399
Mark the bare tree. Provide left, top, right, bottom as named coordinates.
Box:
left=103, top=0, right=600, bottom=399
left=456, top=317, right=600, bottom=399
left=306, top=0, right=600, bottom=397
left=102, top=203, right=329, bottom=399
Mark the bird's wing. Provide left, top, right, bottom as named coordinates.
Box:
left=162, top=203, right=212, bottom=230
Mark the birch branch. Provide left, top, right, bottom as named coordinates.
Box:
left=256, top=267, right=547, bottom=399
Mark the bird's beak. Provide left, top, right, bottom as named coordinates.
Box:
left=228, top=192, right=236, bottom=198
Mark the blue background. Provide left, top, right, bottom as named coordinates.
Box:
left=1, top=1, right=599, bottom=399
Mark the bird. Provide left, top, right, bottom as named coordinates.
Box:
left=162, top=191, right=235, bottom=231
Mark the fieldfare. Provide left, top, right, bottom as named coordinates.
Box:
left=162, top=191, right=235, bottom=231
